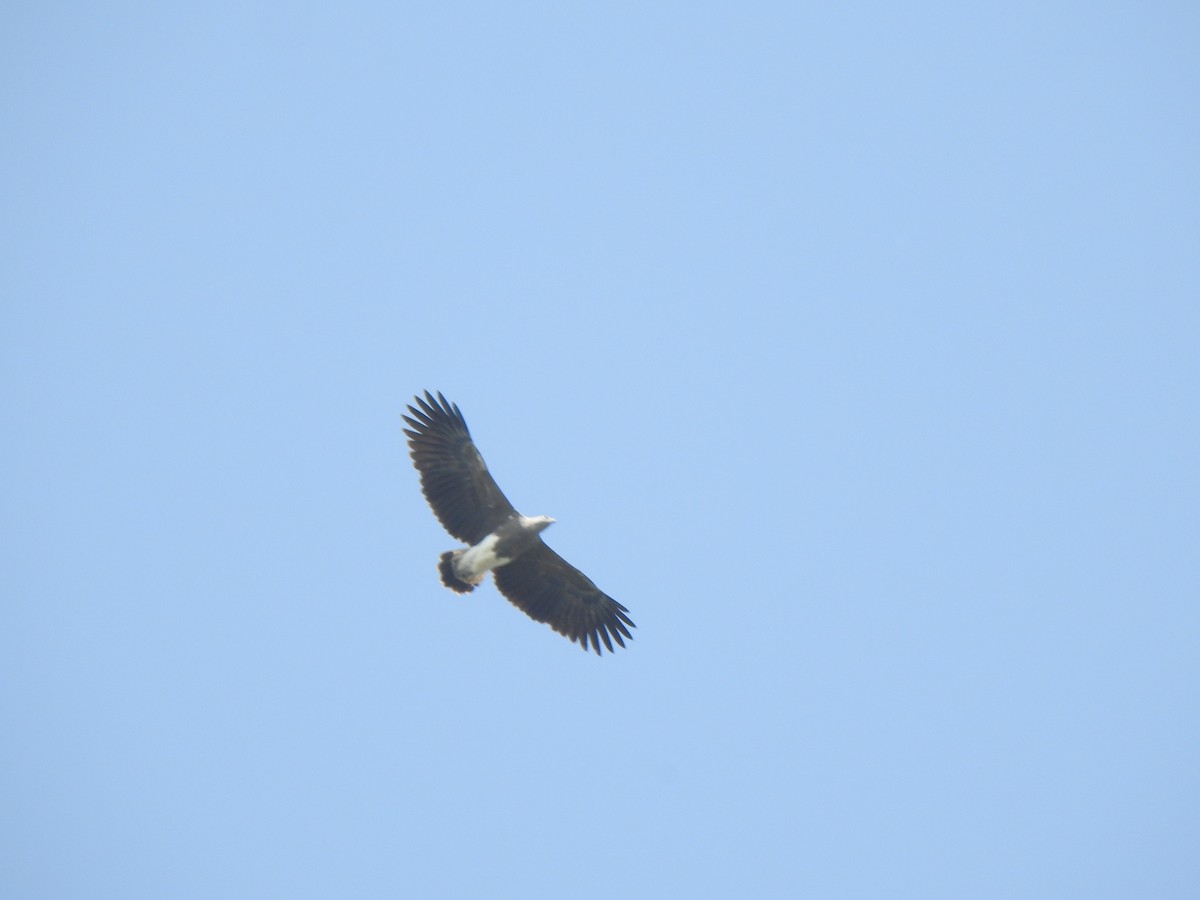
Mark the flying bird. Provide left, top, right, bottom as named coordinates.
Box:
left=403, top=391, right=635, bottom=654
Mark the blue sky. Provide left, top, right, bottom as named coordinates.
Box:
left=2, top=2, right=1197, bottom=897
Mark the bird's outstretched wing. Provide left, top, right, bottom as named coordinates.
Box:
left=403, top=391, right=518, bottom=544
left=492, top=542, right=636, bottom=655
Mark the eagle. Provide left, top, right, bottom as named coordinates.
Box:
left=403, top=391, right=635, bottom=655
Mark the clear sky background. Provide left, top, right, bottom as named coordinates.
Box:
left=3, top=3, right=1197, bottom=898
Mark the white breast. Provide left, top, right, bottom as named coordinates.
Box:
left=456, top=533, right=511, bottom=579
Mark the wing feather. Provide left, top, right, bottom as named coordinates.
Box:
left=492, top=542, right=636, bottom=655
left=403, top=391, right=517, bottom=544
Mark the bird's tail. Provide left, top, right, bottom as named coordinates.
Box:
left=438, top=550, right=477, bottom=594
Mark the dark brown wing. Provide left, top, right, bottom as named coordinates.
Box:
left=403, top=391, right=518, bottom=544
left=492, top=542, right=635, bottom=655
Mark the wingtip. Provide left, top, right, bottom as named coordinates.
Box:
left=409, top=391, right=468, bottom=431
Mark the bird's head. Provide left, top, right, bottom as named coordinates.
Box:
left=519, top=514, right=556, bottom=533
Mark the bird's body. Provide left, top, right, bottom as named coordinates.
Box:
left=438, top=514, right=555, bottom=593
left=403, top=391, right=635, bottom=654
